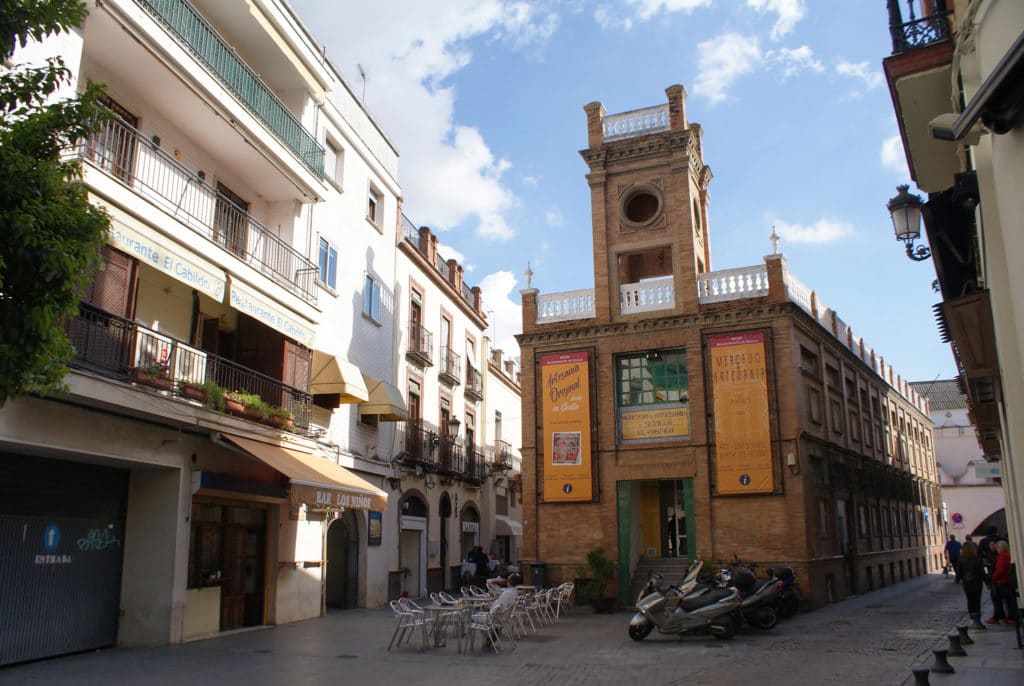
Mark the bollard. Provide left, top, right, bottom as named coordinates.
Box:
left=930, top=649, right=955, bottom=673
left=946, top=633, right=967, bottom=657
left=956, top=624, right=974, bottom=645
left=911, top=667, right=931, bottom=685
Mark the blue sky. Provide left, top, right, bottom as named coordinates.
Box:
left=289, top=0, right=958, bottom=384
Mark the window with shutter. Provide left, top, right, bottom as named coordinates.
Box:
left=83, top=246, right=135, bottom=318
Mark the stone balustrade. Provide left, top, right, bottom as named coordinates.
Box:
left=620, top=277, right=674, bottom=315
left=536, top=289, right=595, bottom=323
left=696, top=265, right=769, bottom=303
left=603, top=105, right=670, bottom=142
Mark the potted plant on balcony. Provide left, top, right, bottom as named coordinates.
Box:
left=178, top=379, right=206, bottom=402
left=134, top=362, right=172, bottom=390
left=575, top=547, right=616, bottom=613
left=224, top=390, right=249, bottom=416
left=267, top=405, right=293, bottom=429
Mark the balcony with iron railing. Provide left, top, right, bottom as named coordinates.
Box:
left=887, top=0, right=952, bottom=55
left=491, top=440, right=515, bottom=472
left=396, top=421, right=485, bottom=484
left=439, top=346, right=462, bottom=386
left=80, top=114, right=319, bottom=305
left=464, top=365, right=484, bottom=402
left=136, top=0, right=324, bottom=176
left=406, top=322, right=433, bottom=367
left=67, top=302, right=312, bottom=430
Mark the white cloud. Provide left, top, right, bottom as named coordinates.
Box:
left=881, top=134, right=909, bottom=177
left=774, top=218, right=854, bottom=244
left=693, top=33, right=762, bottom=104
left=594, top=0, right=710, bottom=30
left=290, top=0, right=554, bottom=241
left=836, top=60, right=884, bottom=90
left=768, top=45, right=823, bottom=78
left=747, top=0, right=806, bottom=40
left=437, top=242, right=473, bottom=273
left=545, top=209, right=565, bottom=228
left=521, top=175, right=539, bottom=187
left=478, top=270, right=522, bottom=359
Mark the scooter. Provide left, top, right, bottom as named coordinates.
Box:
left=629, top=562, right=743, bottom=641
left=680, top=563, right=782, bottom=630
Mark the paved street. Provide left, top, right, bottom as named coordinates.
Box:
left=0, top=573, right=1019, bottom=686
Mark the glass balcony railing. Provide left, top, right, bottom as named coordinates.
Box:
left=137, top=0, right=324, bottom=176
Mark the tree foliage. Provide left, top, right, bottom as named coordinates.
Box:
left=0, top=1, right=110, bottom=406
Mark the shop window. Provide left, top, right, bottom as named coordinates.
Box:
left=615, top=349, right=688, bottom=407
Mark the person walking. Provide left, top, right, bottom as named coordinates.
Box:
left=989, top=540, right=1017, bottom=625
left=944, top=534, right=962, bottom=582
left=958, top=541, right=986, bottom=629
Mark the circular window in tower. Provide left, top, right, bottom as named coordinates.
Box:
left=621, top=186, right=663, bottom=227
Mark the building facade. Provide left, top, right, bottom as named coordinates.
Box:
left=0, top=0, right=521, bottom=665
left=518, top=86, right=944, bottom=609
left=911, top=379, right=1005, bottom=538
left=882, top=0, right=1023, bottom=589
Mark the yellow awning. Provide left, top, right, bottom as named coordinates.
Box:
left=358, top=375, right=408, bottom=422
left=221, top=433, right=387, bottom=511
left=310, top=351, right=369, bottom=403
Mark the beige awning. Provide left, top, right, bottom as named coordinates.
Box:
left=358, top=374, right=408, bottom=422
left=310, top=350, right=369, bottom=403
left=495, top=515, right=523, bottom=537
left=221, top=433, right=387, bottom=511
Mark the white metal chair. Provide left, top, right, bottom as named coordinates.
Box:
left=466, top=588, right=518, bottom=654
left=388, top=599, right=430, bottom=652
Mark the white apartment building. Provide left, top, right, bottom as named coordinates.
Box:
left=389, top=222, right=522, bottom=598
left=911, top=380, right=1006, bottom=538
left=0, top=0, right=406, bottom=664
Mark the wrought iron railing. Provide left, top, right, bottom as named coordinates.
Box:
left=439, top=346, right=461, bottom=385
left=887, top=0, right=951, bottom=54
left=493, top=440, right=515, bottom=471
left=465, top=366, right=483, bottom=401
left=81, top=113, right=319, bottom=304
left=461, top=282, right=478, bottom=310
left=401, top=214, right=421, bottom=246
left=396, top=421, right=484, bottom=484
left=67, top=302, right=312, bottom=428
left=435, top=252, right=452, bottom=281
left=136, top=0, right=324, bottom=176
left=406, top=322, right=433, bottom=366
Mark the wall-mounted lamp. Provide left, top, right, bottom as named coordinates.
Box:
left=494, top=477, right=505, bottom=487
left=644, top=350, right=662, bottom=362
left=387, top=476, right=401, bottom=490
left=196, top=169, right=206, bottom=182
left=786, top=452, right=799, bottom=476
left=448, top=416, right=461, bottom=433
left=887, top=185, right=930, bottom=261
left=150, top=134, right=161, bottom=148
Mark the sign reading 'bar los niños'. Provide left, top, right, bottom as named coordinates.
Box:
left=710, top=332, right=773, bottom=495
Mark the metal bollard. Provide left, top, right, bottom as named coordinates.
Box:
left=911, top=667, right=931, bottom=685
left=930, top=648, right=955, bottom=673
left=956, top=624, right=974, bottom=645
left=946, top=633, right=967, bottom=656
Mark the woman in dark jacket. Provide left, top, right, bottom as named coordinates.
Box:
left=958, top=541, right=985, bottom=625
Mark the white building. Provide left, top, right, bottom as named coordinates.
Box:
left=0, top=0, right=401, bottom=664
left=911, top=380, right=1005, bottom=538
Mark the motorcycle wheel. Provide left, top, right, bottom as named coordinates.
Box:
left=710, top=613, right=740, bottom=640
left=752, top=605, right=778, bottom=630
left=629, top=623, right=653, bottom=641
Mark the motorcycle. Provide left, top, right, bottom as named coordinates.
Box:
left=685, top=562, right=782, bottom=630
left=629, top=561, right=743, bottom=641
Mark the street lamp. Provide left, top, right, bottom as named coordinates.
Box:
left=887, top=185, right=930, bottom=261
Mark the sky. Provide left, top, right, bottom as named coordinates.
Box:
left=288, top=0, right=959, bottom=384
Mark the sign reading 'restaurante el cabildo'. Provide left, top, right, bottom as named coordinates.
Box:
left=541, top=351, right=593, bottom=502
left=710, top=332, right=773, bottom=495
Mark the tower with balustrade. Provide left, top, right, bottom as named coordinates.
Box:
left=518, top=86, right=944, bottom=611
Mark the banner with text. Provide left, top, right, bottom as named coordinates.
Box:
left=229, top=281, right=315, bottom=346
left=541, top=351, right=593, bottom=502
left=710, top=332, right=773, bottom=495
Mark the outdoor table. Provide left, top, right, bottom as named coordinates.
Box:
left=421, top=603, right=468, bottom=650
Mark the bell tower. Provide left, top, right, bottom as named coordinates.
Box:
left=580, top=85, right=712, bottom=323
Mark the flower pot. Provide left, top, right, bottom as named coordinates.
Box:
left=181, top=384, right=206, bottom=402
left=225, top=398, right=245, bottom=416
left=133, top=367, right=172, bottom=391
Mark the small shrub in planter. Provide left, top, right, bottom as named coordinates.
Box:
left=200, top=381, right=226, bottom=412
left=576, top=547, right=616, bottom=613
left=267, top=405, right=293, bottom=429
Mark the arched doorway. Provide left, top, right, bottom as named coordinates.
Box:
left=400, top=494, right=428, bottom=598
left=439, top=493, right=452, bottom=590
left=325, top=510, right=360, bottom=609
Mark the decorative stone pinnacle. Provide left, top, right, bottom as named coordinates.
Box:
left=769, top=226, right=780, bottom=255
left=524, top=261, right=533, bottom=290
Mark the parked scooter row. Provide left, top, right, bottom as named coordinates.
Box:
left=628, top=558, right=801, bottom=642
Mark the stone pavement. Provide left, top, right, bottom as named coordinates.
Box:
left=0, top=574, right=1020, bottom=686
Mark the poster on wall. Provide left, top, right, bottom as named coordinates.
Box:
left=368, top=511, right=382, bottom=546
left=710, top=332, right=774, bottom=495
left=541, top=351, right=593, bottom=502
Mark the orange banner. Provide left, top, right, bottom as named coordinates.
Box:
left=541, top=351, right=592, bottom=502
left=710, top=333, right=773, bottom=494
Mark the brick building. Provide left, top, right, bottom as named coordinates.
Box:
left=517, top=86, right=944, bottom=609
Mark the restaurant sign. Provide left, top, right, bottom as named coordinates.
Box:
left=229, top=281, right=315, bottom=345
